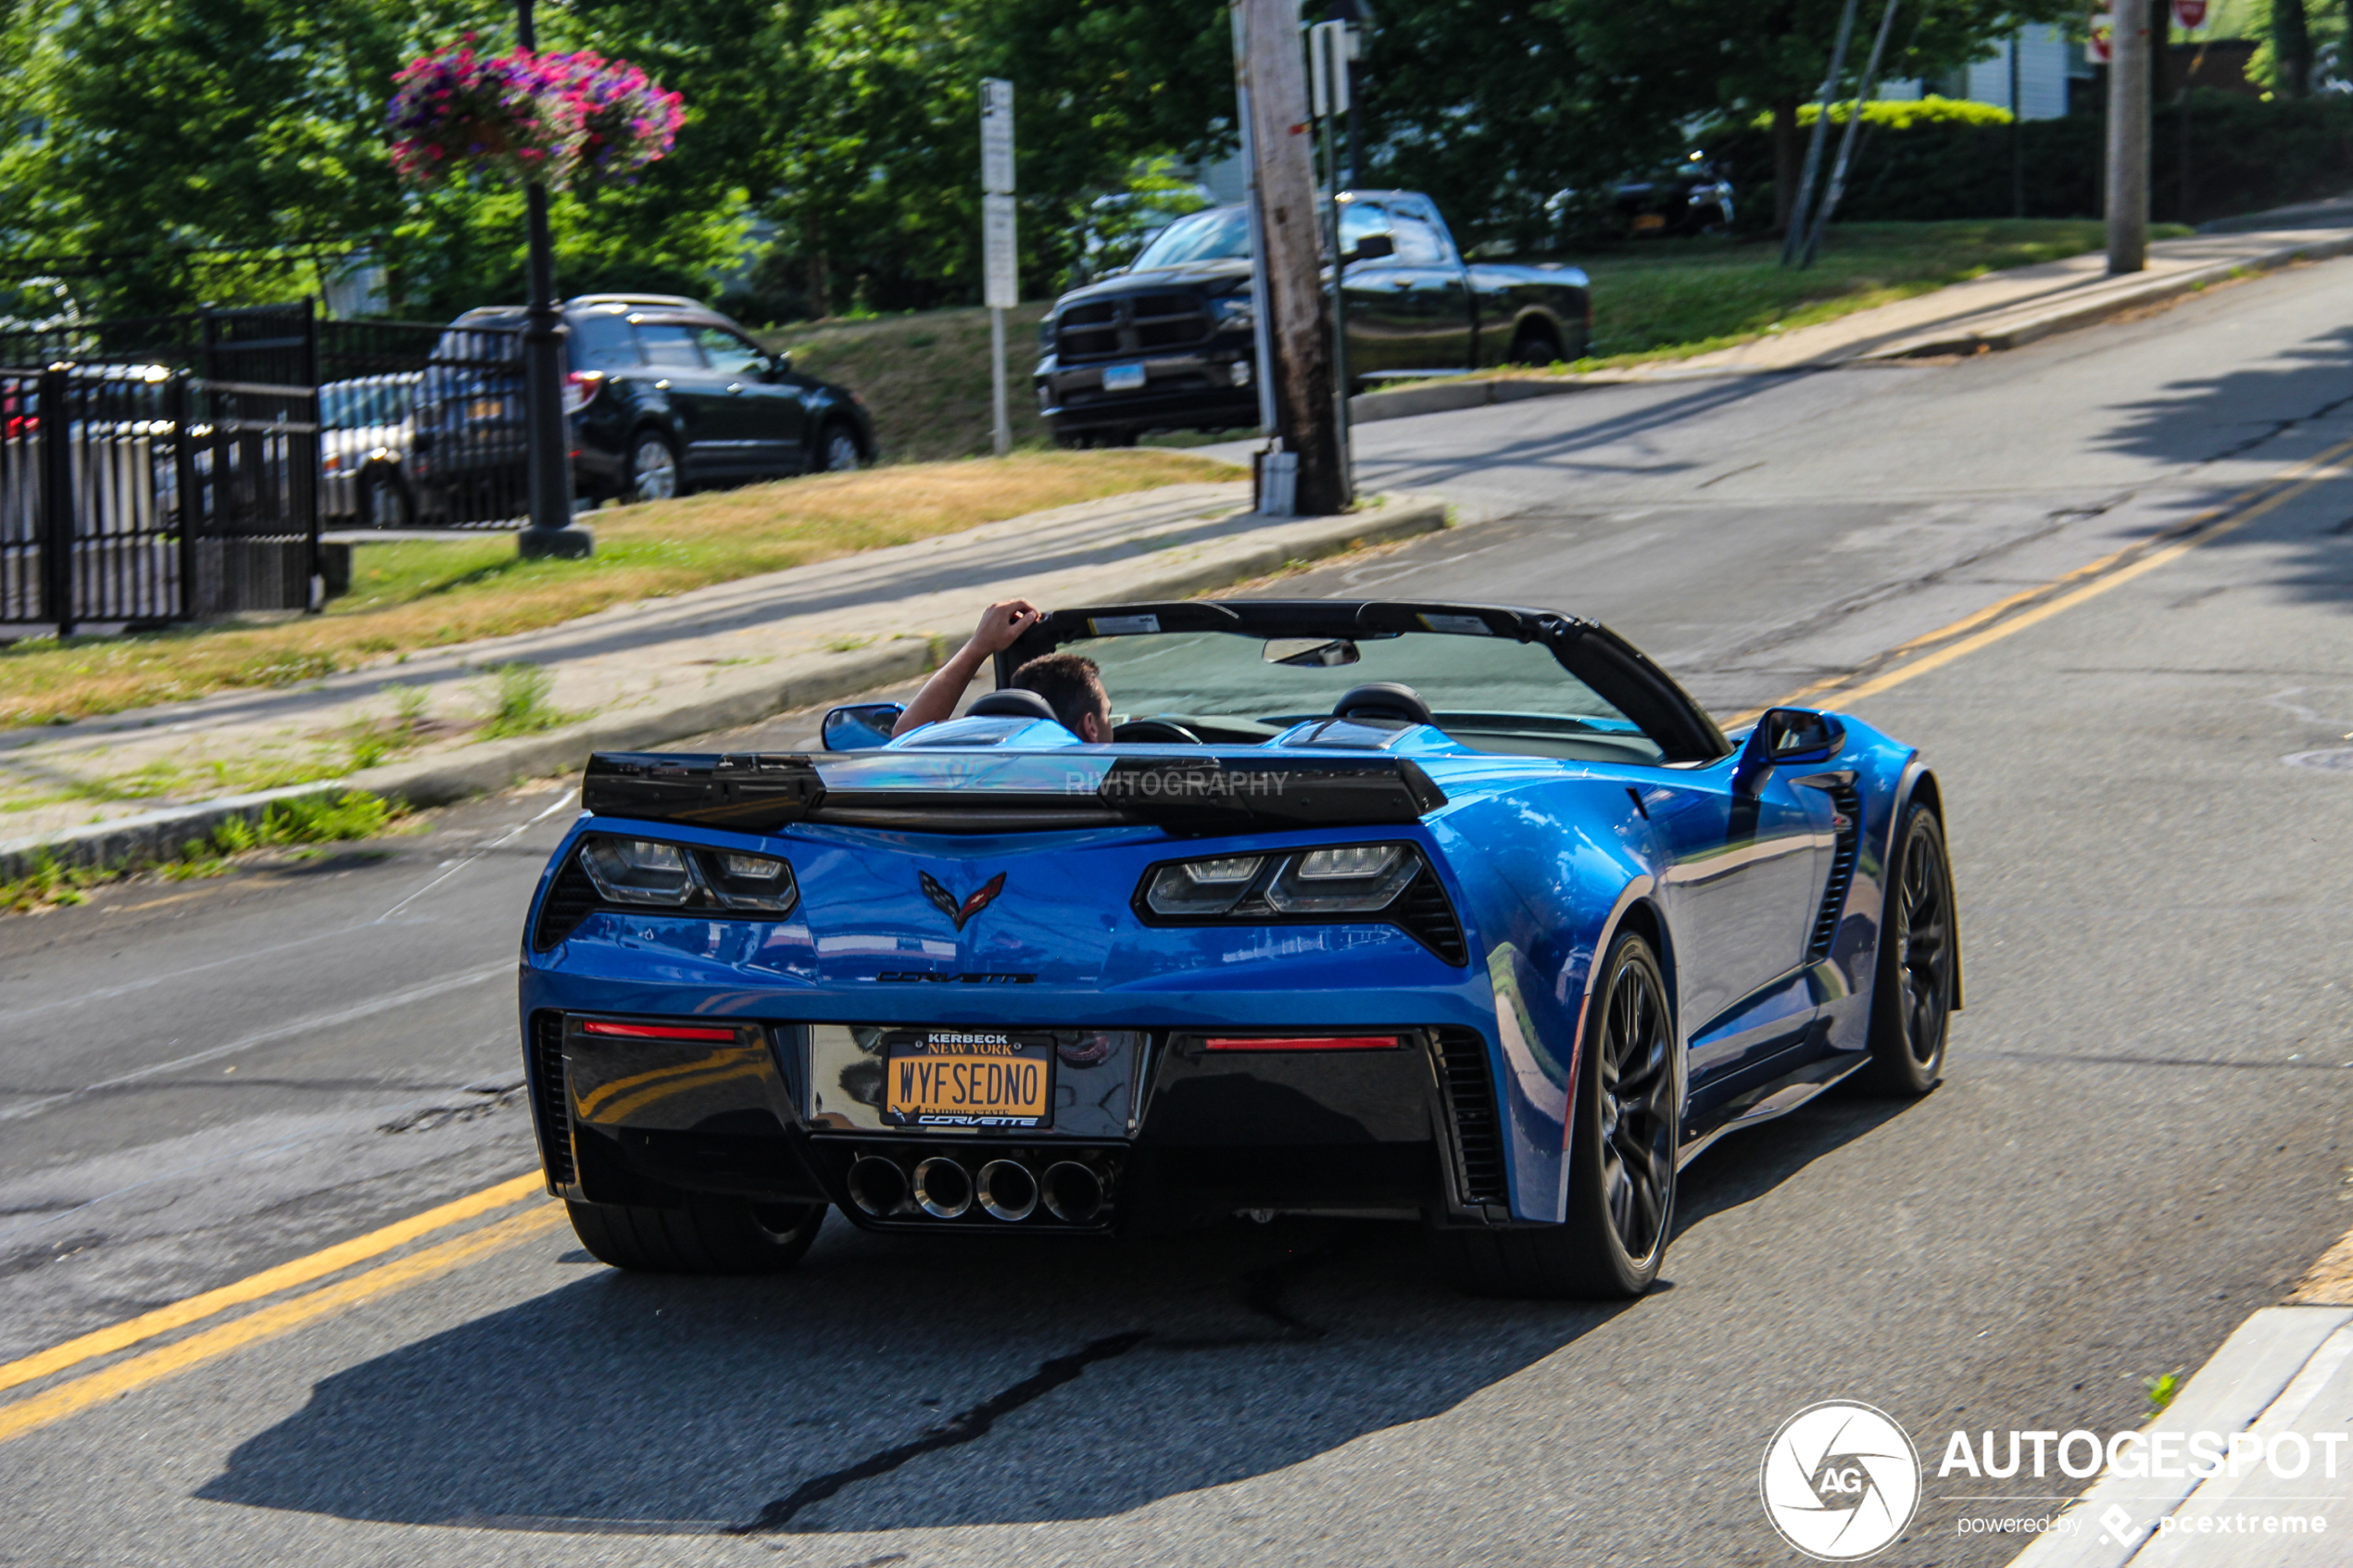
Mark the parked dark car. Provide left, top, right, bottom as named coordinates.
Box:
left=1034, top=190, right=1592, bottom=445
left=320, top=372, right=422, bottom=529
left=1549, top=151, right=1736, bottom=241
left=424, top=295, right=875, bottom=513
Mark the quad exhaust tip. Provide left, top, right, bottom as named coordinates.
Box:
left=1042, top=1160, right=1103, bottom=1223
left=912, top=1156, right=974, bottom=1220
left=847, top=1155, right=909, bottom=1218
left=977, top=1159, right=1038, bottom=1222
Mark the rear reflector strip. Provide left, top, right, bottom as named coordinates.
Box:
left=579, top=1020, right=740, bottom=1042
left=1202, top=1035, right=1400, bottom=1052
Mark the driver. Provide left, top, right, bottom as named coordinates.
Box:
left=891, top=599, right=1115, bottom=742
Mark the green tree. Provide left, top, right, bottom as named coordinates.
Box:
left=1560, top=0, right=2079, bottom=234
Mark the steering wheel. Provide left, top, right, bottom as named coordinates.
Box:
left=1331, top=682, right=1435, bottom=726
left=1112, top=717, right=1203, bottom=745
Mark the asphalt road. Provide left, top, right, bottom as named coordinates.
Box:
left=6, top=257, right=2353, bottom=1567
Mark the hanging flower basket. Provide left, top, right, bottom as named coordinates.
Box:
left=388, top=43, right=682, bottom=190
left=545, top=52, right=686, bottom=185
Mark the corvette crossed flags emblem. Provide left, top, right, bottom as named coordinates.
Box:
left=920, top=871, right=1008, bottom=932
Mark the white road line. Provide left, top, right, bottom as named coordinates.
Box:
left=0, top=962, right=514, bottom=1123
left=373, top=785, right=576, bottom=924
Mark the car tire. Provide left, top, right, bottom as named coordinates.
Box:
left=1856, top=799, right=1957, bottom=1097
left=1431, top=928, right=1679, bottom=1299
left=623, top=429, right=683, bottom=503
left=358, top=470, right=414, bottom=530
left=1506, top=324, right=1564, bottom=366
left=565, top=1197, right=824, bottom=1275
left=818, top=420, right=862, bottom=472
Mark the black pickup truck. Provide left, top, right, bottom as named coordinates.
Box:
left=1035, top=189, right=1592, bottom=445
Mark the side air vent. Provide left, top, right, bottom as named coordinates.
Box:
left=530, top=854, right=601, bottom=951
left=1395, top=871, right=1469, bottom=966
left=1431, top=1026, right=1507, bottom=1208
left=527, top=1011, right=575, bottom=1186
left=1807, top=784, right=1863, bottom=962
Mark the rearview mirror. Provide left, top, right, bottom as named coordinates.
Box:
left=822, top=702, right=904, bottom=750
left=1732, top=708, right=1845, bottom=796
left=1345, top=233, right=1394, bottom=264
left=1264, top=637, right=1360, bottom=668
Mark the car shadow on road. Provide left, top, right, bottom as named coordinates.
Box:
left=195, top=1090, right=1914, bottom=1539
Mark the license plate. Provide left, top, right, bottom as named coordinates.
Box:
left=1101, top=363, right=1147, bottom=392
left=1630, top=213, right=1667, bottom=232
left=883, top=1030, right=1054, bottom=1128
left=468, top=396, right=510, bottom=420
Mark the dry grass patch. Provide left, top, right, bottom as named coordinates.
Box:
left=0, top=449, right=1238, bottom=727
left=765, top=303, right=1057, bottom=463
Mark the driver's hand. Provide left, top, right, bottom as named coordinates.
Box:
left=970, top=599, right=1043, bottom=657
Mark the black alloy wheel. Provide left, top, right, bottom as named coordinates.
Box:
left=1431, top=928, right=1679, bottom=1299
left=566, top=1196, right=825, bottom=1274
left=1858, top=800, right=1957, bottom=1096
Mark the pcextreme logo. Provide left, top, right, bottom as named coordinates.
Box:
left=1760, top=1401, right=1922, bottom=1561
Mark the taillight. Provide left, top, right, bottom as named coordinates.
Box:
left=561, top=370, right=604, bottom=415
left=579, top=1019, right=739, bottom=1042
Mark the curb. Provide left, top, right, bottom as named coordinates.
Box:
left=1340, top=232, right=2353, bottom=424
left=1871, top=233, right=2353, bottom=359
left=0, top=496, right=1449, bottom=884
left=2008, top=1304, right=2353, bottom=1567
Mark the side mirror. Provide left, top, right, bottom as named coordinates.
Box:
left=822, top=702, right=905, bottom=750
left=1732, top=708, right=1845, bottom=796
left=765, top=353, right=792, bottom=380
left=1346, top=233, right=1395, bottom=264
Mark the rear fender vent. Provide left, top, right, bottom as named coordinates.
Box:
left=1394, top=870, right=1469, bottom=966
left=1431, top=1026, right=1506, bottom=1208
left=528, top=1011, right=574, bottom=1186
left=1807, top=784, right=1863, bottom=962
left=531, top=855, right=600, bottom=952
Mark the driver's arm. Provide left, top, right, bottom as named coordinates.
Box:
left=892, top=599, right=1045, bottom=736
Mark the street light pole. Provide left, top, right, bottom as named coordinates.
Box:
left=514, top=0, right=593, bottom=559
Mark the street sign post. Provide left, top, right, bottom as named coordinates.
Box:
left=980, top=78, right=1015, bottom=458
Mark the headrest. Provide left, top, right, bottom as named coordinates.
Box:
left=1332, top=682, right=1434, bottom=726
left=968, top=688, right=1062, bottom=723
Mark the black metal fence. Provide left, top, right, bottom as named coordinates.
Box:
left=1, top=364, right=321, bottom=631
left=0, top=302, right=527, bottom=538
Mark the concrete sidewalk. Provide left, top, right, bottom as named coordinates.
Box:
left=0, top=482, right=1452, bottom=878
left=1348, top=206, right=2353, bottom=427
left=2011, top=1230, right=2353, bottom=1567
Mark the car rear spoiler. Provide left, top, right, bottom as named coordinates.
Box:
left=581, top=752, right=1447, bottom=835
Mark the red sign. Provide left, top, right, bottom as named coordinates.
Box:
left=2088, top=11, right=2115, bottom=63
left=2173, top=0, right=2207, bottom=27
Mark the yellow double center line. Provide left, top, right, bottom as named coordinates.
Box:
left=0, top=1173, right=560, bottom=1445
left=6, top=430, right=2347, bottom=1448
left=1732, top=431, right=2353, bottom=724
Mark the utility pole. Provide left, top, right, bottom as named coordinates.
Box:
left=980, top=79, right=1015, bottom=458
left=1237, top=0, right=1347, bottom=517
left=513, top=0, right=593, bottom=559
left=1309, top=18, right=1353, bottom=503
left=2107, top=0, right=2150, bottom=273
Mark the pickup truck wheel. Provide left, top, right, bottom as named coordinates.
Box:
left=1506, top=325, right=1565, bottom=367
left=566, top=1197, right=824, bottom=1274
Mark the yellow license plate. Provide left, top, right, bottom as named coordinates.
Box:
left=468, top=397, right=510, bottom=420
left=883, top=1030, right=1054, bottom=1128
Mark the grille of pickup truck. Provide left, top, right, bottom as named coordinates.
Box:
left=1055, top=293, right=1211, bottom=360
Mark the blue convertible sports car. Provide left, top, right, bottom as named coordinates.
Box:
left=518, top=599, right=1957, bottom=1298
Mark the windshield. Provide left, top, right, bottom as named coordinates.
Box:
left=321, top=378, right=415, bottom=426
left=1063, top=628, right=1667, bottom=764
left=1132, top=207, right=1252, bottom=270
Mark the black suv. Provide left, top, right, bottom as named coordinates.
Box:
left=434, top=295, right=874, bottom=508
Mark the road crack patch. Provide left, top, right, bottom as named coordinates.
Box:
left=724, top=1329, right=1150, bottom=1535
